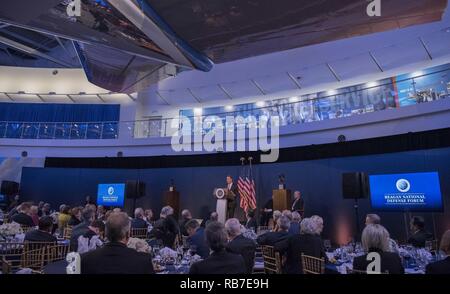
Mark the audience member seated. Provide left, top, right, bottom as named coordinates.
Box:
left=127, top=237, right=151, bottom=253
left=275, top=217, right=325, bottom=274
left=310, top=215, right=324, bottom=236
left=7, top=195, right=20, bottom=213
left=257, top=215, right=290, bottom=246
left=97, top=205, right=106, bottom=221
left=11, top=202, right=35, bottom=227
left=30, top=205, right=39, bottom=227
left=282, top=210, right=292, bottom=221
left=353, top=224, right=404, bottom=274
left=271, top=210, right=282, bottom=231
left=39, top=203, right=51, bottom=217
left=70, top=208, right=96, bottom=251
left=205, top=212, right=219, bottom=228
left=245, top=210, right=258, bottom=232
left=185, top=219, right=210, bottom=259
left=58, top=205, right=71, bottom=233
left=68, top=207, right=82, bottom=226
left=179, top=209, right=192, bottom=236
left=225, top=218, right=256, bottom=274
left=408, top=216, right=433, bottom=248
left=131, top=208, right=148, bottom=229
left=24, top=216, right=57, bottom=243
left=189, top=222, right=246, bottom=274
left=77, top=220, right=105, bottom=254
left=288, top=211, right=301, bottom=235
left=365, top=213, right=399, bottom=253
left=81, top=212, right=154, bottom=274
left=144, top=209, right=153, bottom=225
left=150, top=206, right=179, bottom=248
left=426, top=230, right=450, bottom=274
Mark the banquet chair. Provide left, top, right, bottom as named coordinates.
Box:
left=261, top=245, right=282, bottom=274
left=301, top=253, right=325, bottom=274
left=1, top=256, right=12, bottom=274
left=130, top=228, right=148, bottom=239
left=0, top=242, right=24, bottom=272
left=63, top=226, right=73, bottom=240
left=46, top=244, right=70, bottom=263
left=257, top=226, right=270, bottom=234
left=21, top=246, right=45, bottom=271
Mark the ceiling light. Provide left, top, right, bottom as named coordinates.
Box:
left=193, top=108, right=203, bottom=115
left=289, top=97, right=299, bottom=103
left=366, top=81, right=378, bottom=88
left=225, top=105, right=234, bottom=111
left=412, top=71, right=424, bottom=78
left=326, top=89, right=338, bottom=96
left=255, top=101, right=265, bottom=107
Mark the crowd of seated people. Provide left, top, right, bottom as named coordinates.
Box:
left=1, top=196, right=450, bottom=275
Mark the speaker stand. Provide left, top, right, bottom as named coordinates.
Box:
left=353, top=198, right=361, bottom=244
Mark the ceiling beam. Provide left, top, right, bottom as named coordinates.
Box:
left=287, top=72, right=302, bottom=89
left=326, top=63, right=341, bottom=82
left=251, top=79, right=267, bottom=95
left=156, top=91, right=170, bottom=105
left=187, top=88, right=202, bottom=103
left=419, top=37, right=433, bottom=60
left=369, top=52, right=384, bottom=72
left=0, top=35, right=72, bottom=67
left=218, top=84, right=233, bottom=99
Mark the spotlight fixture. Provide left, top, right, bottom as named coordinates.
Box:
left=338, top=134, right=346, bottom=142
left=52, top=70, right=58, bottom=75
left=21, top=151, right=28, bottom=157
left=117, top=151, right=123, bottom=157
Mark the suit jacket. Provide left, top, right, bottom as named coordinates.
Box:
left=150, top=216, right=180, bottom=247
left=353, top=250, right=404, bottom=274
left=189, top=250, right=246, bottom=274
left=288, top=222, right=300, bottom=235
left=274, top=233, right=325, bottom=274
left=426, top=256, right=450, bottom=274
left=408, top=230, right=433, bottom=248
left=226, top=234, right=257, bottom=274
left=11, top=212, right=35, bottom=227
left=291, top=198, right=304, bottom=212
left=70, top=222, right=90, bottom=251
left=226, top=182, right=239, bottom=205
left=131, top=218, right=148, bottom=229
left=24, top=230, right=57, bottom=243
left=179, top=218, right=191, bottom=236
left=257, top=231, right=290, bottom=246
left=246, top=217, right=258, bottom=232
left=187, top=227, right=210, bottom=259
left=81, top=242, right=154, bottom=274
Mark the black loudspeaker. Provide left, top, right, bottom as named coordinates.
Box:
left=126, top=181, right=146, bottom=199
left=1, top=181, right=19, bottom=195
left=342, top=172, right=368, bottom=199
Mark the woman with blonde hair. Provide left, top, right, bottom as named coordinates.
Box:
left=353, top=224, right=404, bottom=274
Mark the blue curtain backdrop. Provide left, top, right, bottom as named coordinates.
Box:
left=0, top=103, right=120, bottom=122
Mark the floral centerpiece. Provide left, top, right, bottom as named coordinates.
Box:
left=0, top=222, right=23, bottom=241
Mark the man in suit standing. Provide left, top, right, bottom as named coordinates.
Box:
left=189, top=222, right=246, bottom=274
left=81, top=212, right=154, bottom=274
left=225, top=218, right=256, bottom=274
left=225, top=176, right=239, bottom=219
left=291, top=191, right=304, bottom=216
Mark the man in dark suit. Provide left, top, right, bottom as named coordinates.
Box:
left=149, top=206, right=179, bottom=248
left=24, top=216, right=57, bottom=243
left=245, top=210, right=258, bottom=232
left=260, top=198, right=273, bottom=227
left=131, top=208, right=148, bottom=229
left=291, top=191, right=304, bottom=215
left=190, top=221, right=246, bottom=274
left=81, top=212, right=154, bottom=274
left=11, top=202, right=35, bottom=227
left=185, top=219, right=210, bottom=259
left=426, top=230, right=450, bottom=274
left=225, top=218, right=257, bottom=274
left=179, top=209, right=192, bottom=236
left=408, top=216, right=433, bottom=248
left=70, top=207, right=96, bottom=251
left=288, top=211, right=301, bottom=235
left=225, top=176, right=239, bottom=219
left=257, top=216, right=290, bottom=246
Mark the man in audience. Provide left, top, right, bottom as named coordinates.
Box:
left=144, top=209, right=153, bottom=224
left=97, top=205, right=106, bottom=221
left=245, top=210, right=258, bottom=232
left=310, top=215, right=324, bottom=235
left=353, top=224, right=404, bottom=274
left=11, top=202, right=35, bottom=227
left=257, top=215, right=291, bottom=246
left=70, top=208, right=96, bottom=251
left=426, top=230, right=450, bottom=274
left=291, top=191, right=304, bottom=215
left=365, top=213, right=399, bottom=253
left=84, top=195, right=95, bottom=206
left=275, top=218, right=326, bottom=274
left=40, top=203, right=51, bottom=217
left=179, top=209, right=192, bottom=236
left=81, top=212, right=154, bottom=274
left=185, top=219, right=209, bottom=259
left=77, top=220, right=105, bottom=254
left=30, top=205, right=40, bottom=227
left=150, top=206, right=179, bottom=247
left=131, top=208, right=148, bottom=229
left=260, top=198, right=273, bottom=227
left=288, top=211, right=301, bottom=235
left=24, top=216, right=57, bottom=243
left=408, top=216, right=433, bottom=248
left=68, top=207, right=82, bottom=226
left=189, top=222, right=246, bottom=274
left=225, top=218, right=256, bottom=274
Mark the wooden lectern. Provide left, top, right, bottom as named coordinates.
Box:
left=272, top=189, right=291, bottom=211
left=163, top=190, right=180, bottom=219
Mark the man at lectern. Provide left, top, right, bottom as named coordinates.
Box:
left=291, top=191, right=304, bottom=216
left=226, top=176, right=239, bottom=219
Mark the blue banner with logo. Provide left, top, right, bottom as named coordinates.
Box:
left=97, top=183, right=125, bottom=207
left=369, top=172, right=443, bottom=212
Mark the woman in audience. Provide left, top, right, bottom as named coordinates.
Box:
left=272, top=210, right=282, bottom=231
left=426, top=230, right=450, bottom=274
left=68, top=207, right=82, bottom=226
left=30, top=205, right=40, bottom=226
left=58, top=205, right=71, bottom=233
left=77, top=220, right=105, bottom=254
left=353, top=224, right=404, bottom=274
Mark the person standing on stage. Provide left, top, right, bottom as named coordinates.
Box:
left=291, top=191, right=304, bottom=216
left=226, top=176, right=238, bottom=219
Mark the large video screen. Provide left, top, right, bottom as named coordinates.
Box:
left=369, top=172, right=443, bottom=212
left=97, top=183, right=125, bottom=207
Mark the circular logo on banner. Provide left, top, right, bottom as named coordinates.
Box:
left=396, top=179, right=410, bottom=193
left=108, top=186, right=115, bottom=195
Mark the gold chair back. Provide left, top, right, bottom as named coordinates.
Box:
left=0, top=242, right=24, bottom=271
left=1, top=256, right=11, bottom=274
left=301, top=253, right=325, bottom=274
left=63, top=226, right=73, bottom=240
left=46, top=244, right=70, bottom=263
left=261, top=245, right=282, bottom=274
left=22, top=241, right=57, bottom=270
left=130, top=228, right=148, bottom=239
